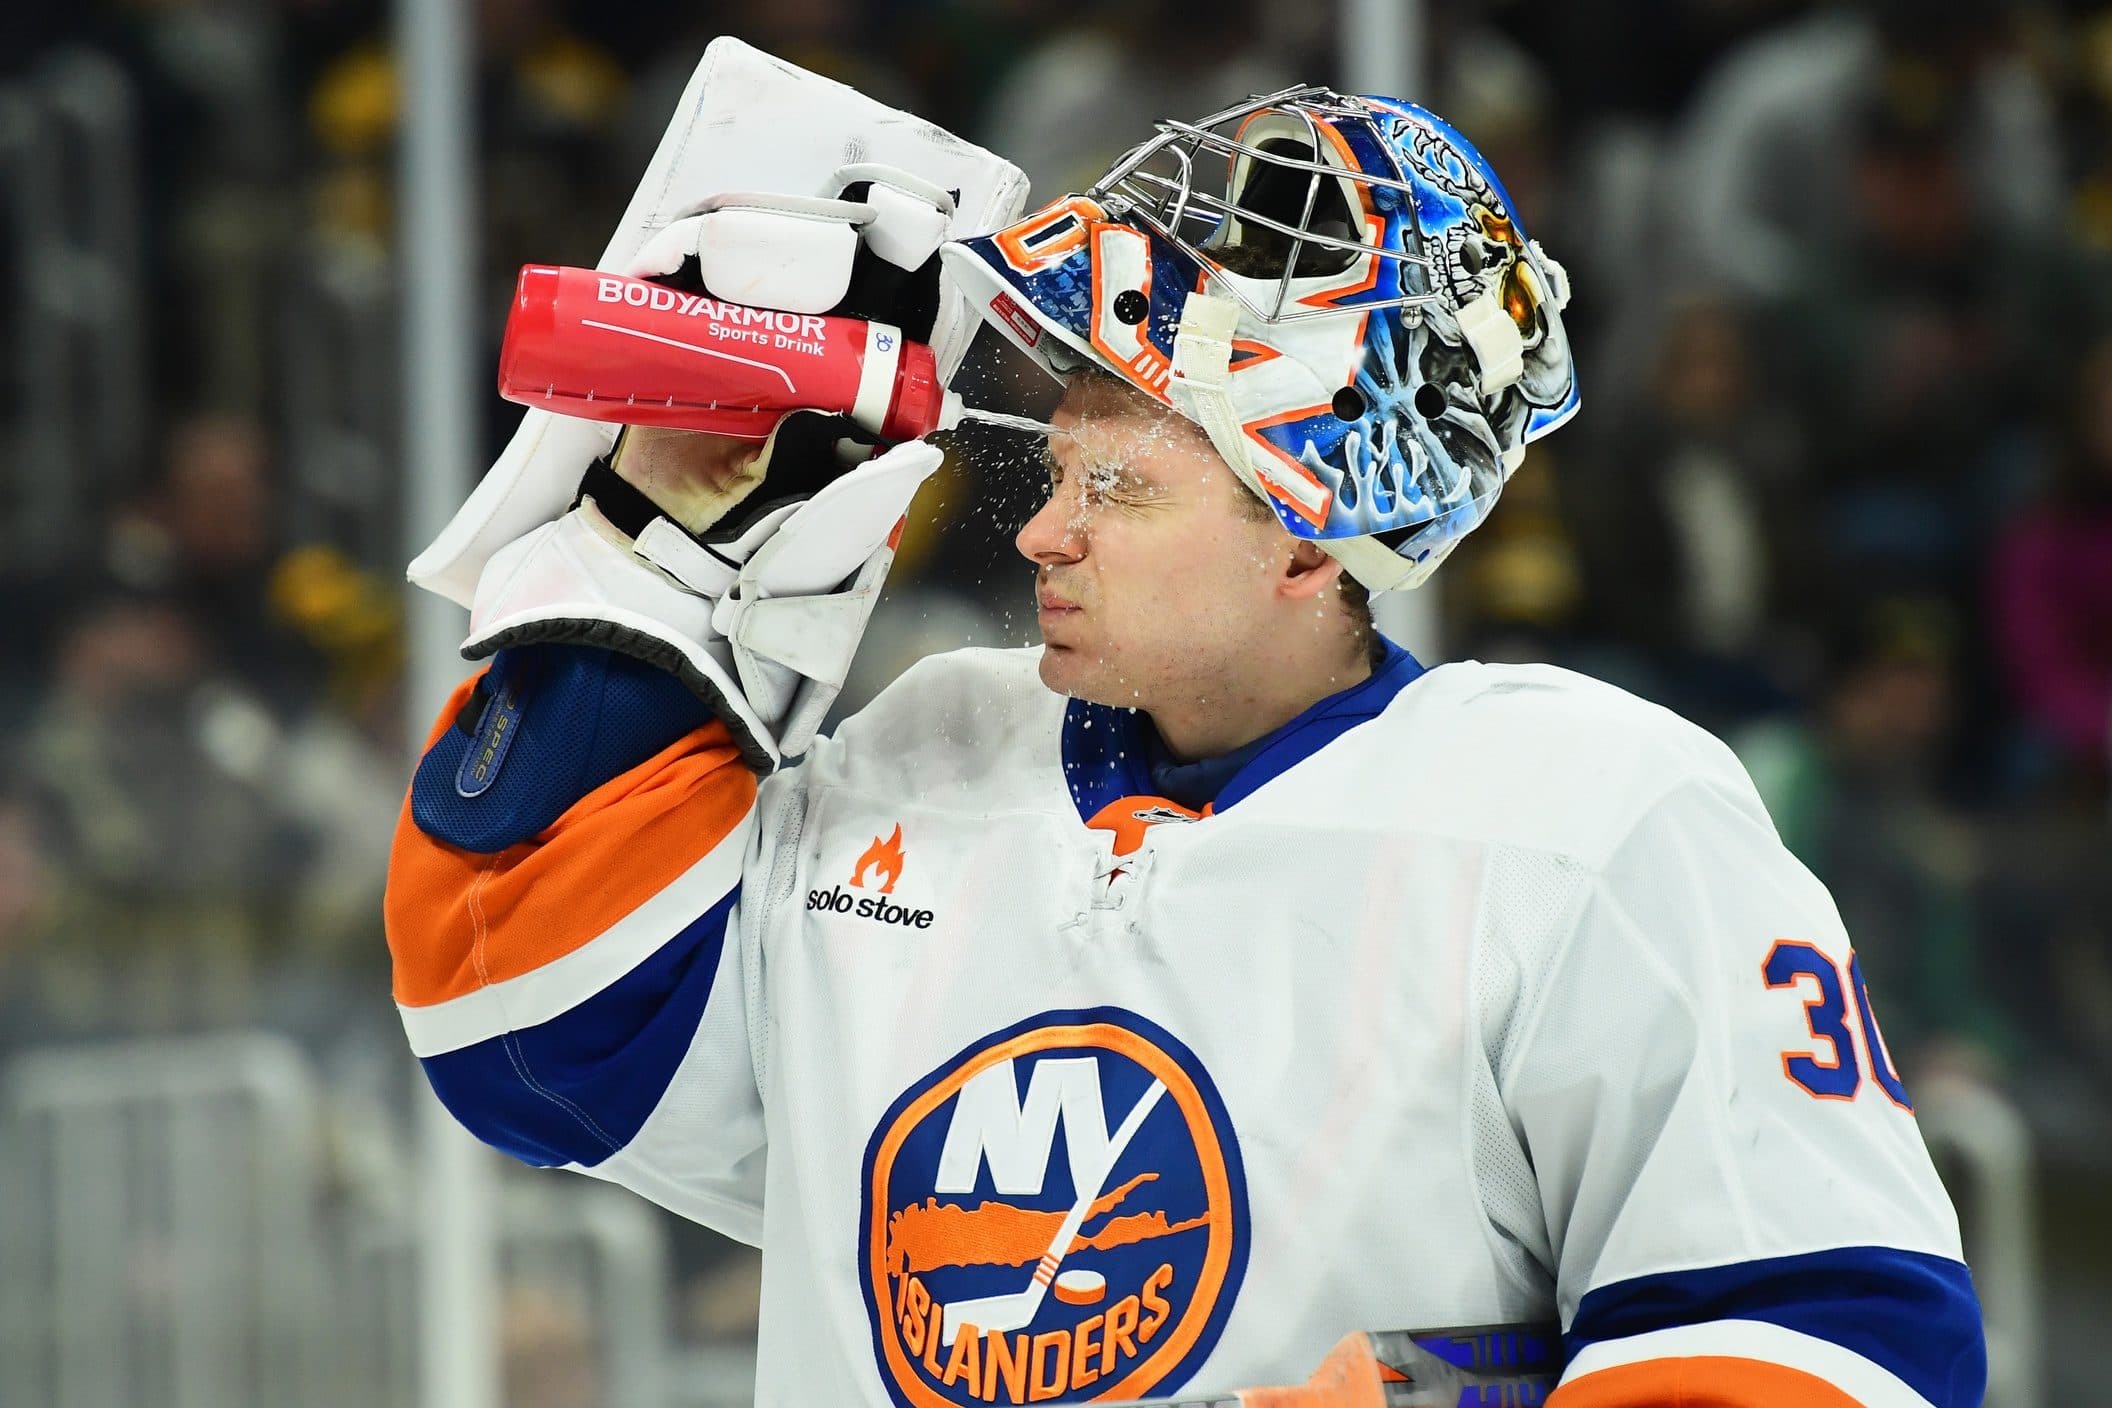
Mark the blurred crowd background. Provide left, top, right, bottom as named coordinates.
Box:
left=1, top=0, right=2109, bottom=1403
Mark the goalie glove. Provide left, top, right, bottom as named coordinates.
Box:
left=626, top=162, right=954, bottom=334
left=409, top=38, right=1027, bottom=609
left=463, top=417, right=942, bottom=772
left=453, top=166, right=957, bottom=770
left=414, top=41, right=1026, bottom=765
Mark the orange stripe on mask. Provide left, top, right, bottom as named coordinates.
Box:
left=385, top=671, right=756, bottom=1007
left=1550, top=1355, right=1868, bottom=1407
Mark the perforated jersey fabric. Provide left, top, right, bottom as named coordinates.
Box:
left=386, top=646, right=1981, bottom=1408
left=1467, top=843, right=1586, bottom=1301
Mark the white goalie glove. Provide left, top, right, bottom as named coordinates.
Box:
left=464, top=425, right=942, bottom=771
left=410, top=38, right=1028, bottom=768
left=458, top=162, right=957, bottom=769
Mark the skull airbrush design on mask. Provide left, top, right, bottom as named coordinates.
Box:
left=944, top=86, right=1579, bottom=592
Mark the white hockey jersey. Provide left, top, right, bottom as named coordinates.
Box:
left=386, top=644, right=1983, bottom=1408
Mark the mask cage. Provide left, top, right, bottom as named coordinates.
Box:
left=1088, top=84, right=1442, bottom=325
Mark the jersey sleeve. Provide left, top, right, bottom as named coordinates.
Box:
left=384, top=650, right=779, bottom=1243
left=1500, top=766, right=1985, bottom=1407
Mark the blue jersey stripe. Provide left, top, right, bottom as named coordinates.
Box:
left=418, top=886, right=737, bottom=1167
left=1212, top=638, right=1425, bottom=811
left=1566, top=1245, right=1985, bottom=1407
left=1059, top=637, right=1427, bottom=821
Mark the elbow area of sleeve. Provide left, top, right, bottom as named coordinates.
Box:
left=1556, top=1247, right=1984, bottom=1408
left=416, top=887, right=736, bottom=1168
left=413, top=645, right=715, bottom=854
left=1550, top=1353, right=1868, bottom=1407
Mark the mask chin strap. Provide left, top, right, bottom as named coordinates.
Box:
left=1168, top=290, right=1428, bottom=596
left=1452, top=243, right=1572, bottom=404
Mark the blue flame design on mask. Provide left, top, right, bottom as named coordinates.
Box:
left=952, top=91, right=1579, bottom=579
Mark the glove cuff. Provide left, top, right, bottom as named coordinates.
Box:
left=461, top=437, right=942, bottom=770
left=471, top=616, right=781, bottom=775
left=462, top=510, right=784, bottom=770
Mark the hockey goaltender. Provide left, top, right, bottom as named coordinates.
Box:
left=387, top=41, right=1985, bottom=1408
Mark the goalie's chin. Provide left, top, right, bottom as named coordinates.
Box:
left=1034, top=638, right=1096, bottom=698
left=1034, top=641, right=1127, bottom=709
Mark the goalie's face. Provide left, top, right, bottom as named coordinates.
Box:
left=1016, top=375, right=1351, bottom=731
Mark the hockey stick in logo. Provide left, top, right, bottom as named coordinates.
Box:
left=1106, top=1322, right=1562, bottom=1408
left=939, top=1077, right=1168, bottom=1347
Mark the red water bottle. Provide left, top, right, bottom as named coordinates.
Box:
left=496, top=265, right=953, bottom=442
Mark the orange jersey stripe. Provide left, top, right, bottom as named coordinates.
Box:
left=1551, top=1355, right=1867, bottom=1407
left=386, top=671, right=757, bottom=1008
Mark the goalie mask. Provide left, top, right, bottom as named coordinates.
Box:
left=940, top=85, right=1579, bottom=593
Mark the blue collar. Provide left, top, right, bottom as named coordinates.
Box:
left=1060, top=638, right=1427, bottom=822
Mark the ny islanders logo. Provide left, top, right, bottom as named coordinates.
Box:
left=860, top=1009, right=1248, bottom=1408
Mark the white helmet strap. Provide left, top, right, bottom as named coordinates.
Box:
left=1168, top=291, right=1265, bottom=501
left=1454, top=286, right=1525, bottom=396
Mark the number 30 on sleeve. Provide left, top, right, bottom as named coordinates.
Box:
left=1761, top=940, right=1913, bottom=1111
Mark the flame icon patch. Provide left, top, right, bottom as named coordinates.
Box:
left=859, top=1009, right=1247, bottom=1408
left=854, top=823, right=907, bottom=894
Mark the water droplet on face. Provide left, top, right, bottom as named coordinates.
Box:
left=956, top=407, right=1064, bottom=437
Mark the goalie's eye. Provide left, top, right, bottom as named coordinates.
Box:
left=1045, top=457, right=1109, bottom=510
left=1044, top=440, right=1154, bottom=513
left=1047, top=463, right=1101, bottom=506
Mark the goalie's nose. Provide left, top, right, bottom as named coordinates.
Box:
left=1016, top=482, right=1088, bottom=568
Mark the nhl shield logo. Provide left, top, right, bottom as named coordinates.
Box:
left=860, top=1009, right=1248, bottom=1408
